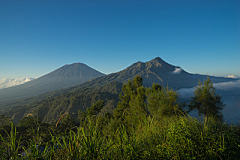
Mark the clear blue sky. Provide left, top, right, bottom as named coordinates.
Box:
left=1, top=0, right=239, bottom=79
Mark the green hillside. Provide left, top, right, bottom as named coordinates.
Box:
left=4, top=81, right=123, bottom=123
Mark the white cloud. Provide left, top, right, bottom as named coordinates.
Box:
left=213, top=80, right=240, bottom=90
left=178, top=80, right=240, bottom=124
left=0, top=77, right=35, bottom=89
left=178, top=87, right=195, bottom=97
left=227, top=74, right=238, bottom=78
left=178, top=80, right=240, bottom=98
left=172, top=68, right=182, bottom=74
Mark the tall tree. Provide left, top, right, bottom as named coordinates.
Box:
left=189, top=77, right=225, bottom=122
left=112, top=75, right=147, bottom=132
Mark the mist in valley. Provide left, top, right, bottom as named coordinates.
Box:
left=178, top=79, right=240, bottom=124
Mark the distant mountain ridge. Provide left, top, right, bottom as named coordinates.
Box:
left=0, top=63, right=105, bottom=104
left=0, top=57, right=234, bottom=107
left=66, top=57, right=233, bottom=91
left=1, top=57, right=236, bottom=123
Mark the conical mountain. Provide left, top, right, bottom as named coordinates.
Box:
left=0, top=63, right=105, bottom=104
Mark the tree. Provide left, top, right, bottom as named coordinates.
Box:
left=78, top=100, right=105, bottom=127
left=86, top=100, right=105, bottom=116
left=0, top=114, right=13, bottom=139
left=147, top=84, right=182, bottom=119
left=111, top=75, right=147, bottom=132
left=17, top=116, right=51, bottom=147
left=189, top=77, right=225, bottom=122
left=55, top=114, right=77, bottom=134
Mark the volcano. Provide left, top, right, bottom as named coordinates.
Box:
left=0, top=63, right=105, bottom=104
left=71, top=57, right=233, bottom=90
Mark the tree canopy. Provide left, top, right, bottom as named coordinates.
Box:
left=147, top=84, right=183, bottom=119
left=189, top=77, right=225, bottom=121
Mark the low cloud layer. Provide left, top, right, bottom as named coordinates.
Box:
left=178, top=80, right=240, bottom=124
left=213, top=79, right=240, bottom=91
left=178, top=80, right=240, bottom=98
left=0, top=78, right=35, bottom=89
left=228, top=74, right=238, bottom=78
left=172, top=68, right=182, bottom=74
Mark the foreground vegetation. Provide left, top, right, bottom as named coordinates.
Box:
left=0, top=76, right=239, bottom=159
left=0, top=116, right=239, bottom=159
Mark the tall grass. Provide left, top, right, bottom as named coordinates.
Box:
left=49, top=120, right=112, bottom=159
left=133, top=116, right=240, bottom=159
left=0, top=123, right=22, bottom=159
left=0, top=116, right=239, bottom=159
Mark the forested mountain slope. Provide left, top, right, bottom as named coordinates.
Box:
left=5, top=81, right=122, bottom=123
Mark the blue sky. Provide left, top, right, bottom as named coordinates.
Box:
left=1, top=0, right=239, bottom=79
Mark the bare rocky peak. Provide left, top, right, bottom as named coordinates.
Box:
left=127, top=57, right=182, bottom=74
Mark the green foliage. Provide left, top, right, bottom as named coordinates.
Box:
left=47, top=118, right=112, bottom=160
left=189, top=77, right=225, bottom=121
left=0, top=123, right=21, bottom=159
left=3, top=81, right=121, bottom=124
left=78, top=100, right=105, bottom=126
left=0, top=114, right=12, bottom=126
left=0, top=76, right=239, bottom=159
left=0, top=111, right=240, bottom=159
left=55, top=114, right=78, bottom=135
left=0, top=114, right=12, bottom=138
left=85, top=100, right=105, bottom=116
left=17, top=116, right=51, bottom=148
left=111, top=75, right=185, bottom=133
left=147, top=84, right=183, bottom=118
left=112, top=75, right=147, bottom=132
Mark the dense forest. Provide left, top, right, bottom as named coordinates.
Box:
left=0, top=76, right=239, bottom=159
left=2, top=81, right=123, bottom=124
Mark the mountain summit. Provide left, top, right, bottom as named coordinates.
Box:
left=70, top=57, right=232, bottom=90
left=0, top=63, right=105, bottom=104
left=147, top=57, right=174, bottom=67
left=127, top=57, right=231, bottom=88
